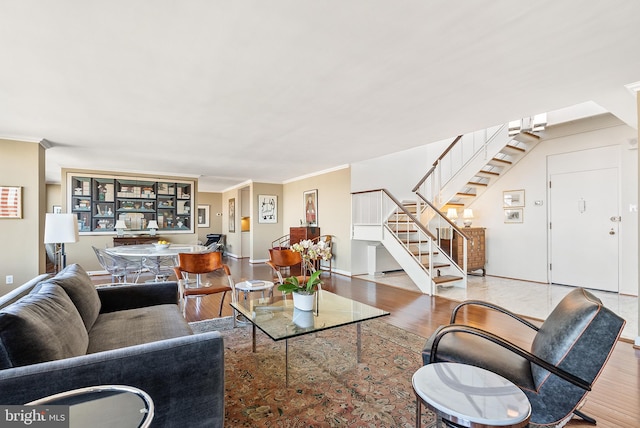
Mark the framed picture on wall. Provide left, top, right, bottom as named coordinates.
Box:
left=0, top=186, right=22, bottom=219
left=258, top=194, right=277, bottom=224
left=229, top=198, right=236, bottom=233
left=503, top=189, right=525, bottom=208
left=303, top=189, right=318, bottom=227
left=504, top=208, right=523, bottom=223
left=197, top=204, right=210, bottom=228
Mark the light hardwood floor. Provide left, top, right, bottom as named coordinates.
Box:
left=97, top=257, right=640, bottom=428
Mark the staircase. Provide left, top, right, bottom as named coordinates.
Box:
left=352, top=119, right=543, bottom=295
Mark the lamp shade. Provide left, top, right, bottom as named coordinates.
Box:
left=463, top=209, right=474, bottom=219
left=446, top=208, right=458, bottom=219
left=114, top=220, right=127, bottom=230
left=44, top=213, right=79, bottom=244
left=147, top=220, right=159, bottom=229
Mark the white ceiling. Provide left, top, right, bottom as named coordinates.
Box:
left=1, top=1, right=639, bottom=192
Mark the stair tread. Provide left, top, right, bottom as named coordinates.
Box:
left=456, top=192, right=476, bottom=197
left=478, top=170, right=500, bottom=176
left=467, top=181, right=488, bottom=187
left=424, top=262, right=450, bottom=269
left=502, top=144, right=526, bottom=153
left=433, top=275, right=463, bottom=284
left=490, top=157, right=512, bottom=165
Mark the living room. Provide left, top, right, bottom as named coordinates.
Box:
left=1, top=2, right=640, bottom=427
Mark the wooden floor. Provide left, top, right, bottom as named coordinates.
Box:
left=98, top=256, right=640, bottom=427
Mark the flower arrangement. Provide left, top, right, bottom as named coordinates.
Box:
left=276, top=239, right=332, bottom=295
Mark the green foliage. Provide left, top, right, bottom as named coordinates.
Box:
left=277, top=269, right=322, bottom=294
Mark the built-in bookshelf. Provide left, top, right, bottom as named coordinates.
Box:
left=68, top=174, right=194, bottom=234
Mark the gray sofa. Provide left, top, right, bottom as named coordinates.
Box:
left=0, top=264, right=224, bottom=427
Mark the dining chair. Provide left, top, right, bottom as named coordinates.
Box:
left=142, top=255, right=177, bottom=282
left=92, top=246, right=140, bottom=283
left=266, top=248, right=305, bottom=285
left=173, top=251, right=234, bottom=318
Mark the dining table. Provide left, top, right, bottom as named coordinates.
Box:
left=105, top=243, right=208, bottom=282
left=105, top=243, right=208, bottom=258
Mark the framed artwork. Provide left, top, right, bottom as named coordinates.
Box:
left=503, top=189, right=525, bottom=208
left=303, top=189, right=318, bottom=227
left=258, top=194, right=277, bottom=224
left=53, top=205, right=62, bottom=214
left=229, top=198, right=236, bottom=233
left=0, top=186, right=22, bottom=219
left=504, top=208, right=523, bottom=223
left=197, top=204, right=210, bottom=228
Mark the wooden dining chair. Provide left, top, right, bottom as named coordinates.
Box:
left=173, top=251, right=234, bottom=318
left=266, top=248, right=305, bottom=285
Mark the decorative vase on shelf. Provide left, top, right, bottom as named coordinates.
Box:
left=292, top=291, right=316, bottom=311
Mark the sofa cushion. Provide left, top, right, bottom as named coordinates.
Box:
left=87, top=304, right=193, bottom=354
left=44, top=264, right=101, bottom=331
left=0, top=283, right=89, bottom=369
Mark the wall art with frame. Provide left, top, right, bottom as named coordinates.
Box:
left=504, top=208, right=523, bottom=223
left=258, top=194, right=277, bottom=224
left=0, top=186, right=22, bottom=219
left=503, top=189, right=525, bottom=207
left=197, top=204, right=210, bottom=228
left=303, top=189, right=318, bottom=227
left=228, top=198, right=236, bottom=233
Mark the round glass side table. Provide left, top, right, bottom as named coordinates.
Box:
left=412, top=363, right=531, bottom=428
left=27, top=385, right=154, bottom=428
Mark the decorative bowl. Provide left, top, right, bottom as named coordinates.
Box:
left=153, top=243, right=170, bottom=250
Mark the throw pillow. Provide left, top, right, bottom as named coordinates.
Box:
left=0, top=283, right=89, bottom=369
left=45, top=264, right=101, bottom=330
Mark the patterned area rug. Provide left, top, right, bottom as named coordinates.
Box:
left=215, top=318, right=437, bottom=427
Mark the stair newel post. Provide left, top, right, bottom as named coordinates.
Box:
left=462, top=232, right=468, bottom=275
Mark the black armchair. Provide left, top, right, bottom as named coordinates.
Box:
left=422, top=288, right=625, bottom=426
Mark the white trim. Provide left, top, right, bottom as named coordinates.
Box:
left=0, top=135, right=43, bottom=143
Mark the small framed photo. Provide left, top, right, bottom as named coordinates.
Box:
left=197, top=204, right=210, bottom=228
left=0, top=186, right=22, bottom=219
left=504, top=208, right=523, bottom=223
left=258, top=195, right=277, bottom=224
left=53, top=205, right=62, bottom=214
left=503, top=189, right=525, bottom=207
left=303, top=189, right=318, bottom=227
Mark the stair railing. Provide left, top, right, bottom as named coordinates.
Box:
left=352, top=189, right=446, bottom=286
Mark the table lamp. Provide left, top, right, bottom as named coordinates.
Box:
left=446, top=208, right=458, bottom=225
left=114, top=220, right=127, bottom=237
left=147, top=220, right=159, bottom=236
left=44, top=213, right=79, bottom=273
left=463, top=209, right=474, bottom=227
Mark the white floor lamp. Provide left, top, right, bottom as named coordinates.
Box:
left=44, top=213, right=79, bottom=273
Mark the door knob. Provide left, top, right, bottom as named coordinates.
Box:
left=609, top=228, right=616, bottom=235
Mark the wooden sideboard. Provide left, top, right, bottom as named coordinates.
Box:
left=289, top=227, right=320, bottom=245
left=440, top=227, right=485, bottom=275
left=113, top=236, right=160, bottom=246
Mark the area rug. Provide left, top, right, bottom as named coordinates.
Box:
left=213, top=318, right=437, bottom=427
left=188, top=316, right=236, bottom=333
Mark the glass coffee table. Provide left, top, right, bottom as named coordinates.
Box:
left=230, top=290, right=389, bottom=385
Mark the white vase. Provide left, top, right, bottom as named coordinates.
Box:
left=292, top=308, right=314, bottom=328
left=292, top=292, right=316, bottom=311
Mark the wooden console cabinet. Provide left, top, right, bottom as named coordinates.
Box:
left=440, top=227, right=485, bottom=275
left=113, top=236, right=160, bottom=246
left=289, top=227, right=320, bottom=245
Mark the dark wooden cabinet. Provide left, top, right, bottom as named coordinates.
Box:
left=440, top=227, right=485, bottom=275
left=113, top=236, right=160, bottom=246
left=289, top=227, right=320, bottom=245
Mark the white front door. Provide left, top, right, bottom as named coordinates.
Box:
left=549, top=167, right=619, bottom=291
